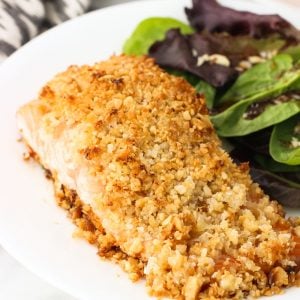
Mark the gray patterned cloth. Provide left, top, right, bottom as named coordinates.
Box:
left=0, top=0, right=92, bottom=63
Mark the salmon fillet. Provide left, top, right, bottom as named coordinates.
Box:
left=17, top=55, right=300, bottom=299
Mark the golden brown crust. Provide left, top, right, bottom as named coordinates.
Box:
left=18, top=55, right=300, bottom=299
left=53, top=180, right=145, bottom=282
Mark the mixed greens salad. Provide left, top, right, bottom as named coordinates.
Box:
left=123, top=0, right=300, bottom=206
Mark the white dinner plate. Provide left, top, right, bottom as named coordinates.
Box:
left=0, top=0, right=299, bottom=299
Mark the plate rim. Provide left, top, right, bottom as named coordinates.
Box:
left=0, top=0, right=299, bottom=299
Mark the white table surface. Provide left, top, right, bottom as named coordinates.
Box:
left=1, top=0, right=299, bottom=299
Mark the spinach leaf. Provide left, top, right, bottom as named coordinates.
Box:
left=123, top=17, right=194, bottom=55
left=270, top=114, right=300, bottom=165
left=212, top=98, right=300, bottom=136
left=212, top=55, right=300, bottom=137
left=218, top=54, right=294, bottom=105
left=194, top=80, right=216, bottom=109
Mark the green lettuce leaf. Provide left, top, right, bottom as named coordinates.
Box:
left=211, top=98, right=300, bottom=136
left=218, top=54, right=294, bottom=105
left=194, top=81, right=216, bottom=109
left=283, top=45, right=300, bottom=62
left=123, top=17, right=194, bottom=55
left=270, top=114, right=300, bottom=165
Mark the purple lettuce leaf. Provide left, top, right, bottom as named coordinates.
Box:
left=149, top=29, right=237, bottom=87
left=185, top=0, right=300, bottom=41
left=188, top=32, right=270, bottom=66
left=250, top=167, right=300, bottom=207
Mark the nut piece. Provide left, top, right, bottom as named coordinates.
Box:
left=210, top=54, right=230, bottom=67
left=248, top=56, right=265, bottom=64
left=192, top=48, right=198, bottom=57
left=290, top=137, right=300, bottom=149
left=260, top=49, right=278, bottom=59
left=293, top=122, right=300, bottom=135
left=197, top=53, right=230, bottom=67
left=197, top=54, right=209, bottom=66
left=238, top=60, right=252, bottom=70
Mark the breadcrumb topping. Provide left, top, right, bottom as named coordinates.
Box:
left=18, top=55, right=300, bottom=299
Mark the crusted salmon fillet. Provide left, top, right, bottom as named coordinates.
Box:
left=17, top=55, right=300, bottom=299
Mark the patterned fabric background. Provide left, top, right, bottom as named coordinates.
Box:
left=0, top=0, right=92, bottom=62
